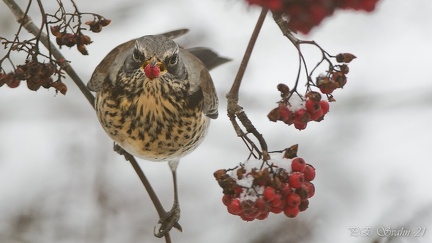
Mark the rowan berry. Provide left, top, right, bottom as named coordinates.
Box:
left=227, top=198, right=242, bottom=215
left=286, top=193, right=301, bottom=207
left=304, top=164, right=316, bottom=181
left=284, top=206, right=300, bottom=218
left=291, top=157, right=306, bottom=172
left=320, top=100, right=330, bottom=114
left=288, top=172, right=305, bottom=188
left=263, top=186, right=276, bottom=202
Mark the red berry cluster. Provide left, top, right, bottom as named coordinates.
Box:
left=214, top=149, right=316, bottom=221
left=245, top=0, right=380, bottom=34
left=267, top=52, right=355, bottom=130
left=0, top=61, right=67, bottom=94
left=268, top=90, right=329, bottom=130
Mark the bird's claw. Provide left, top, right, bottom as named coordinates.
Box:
left=153, top=206, right=182, bottom=238
left=113, top=143, right=134, bottom=161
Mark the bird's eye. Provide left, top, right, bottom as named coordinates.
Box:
left=169, top=53, right=179, bottom=66
left=133, top=49, right=143, bottom=62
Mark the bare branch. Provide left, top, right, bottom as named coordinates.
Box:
left=226, top=8, right=270, bottom=161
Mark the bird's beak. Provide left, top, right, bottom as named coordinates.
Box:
left=142, top=56, right=166, bottom=79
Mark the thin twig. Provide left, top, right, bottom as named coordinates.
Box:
left=226, top=8, right=270, bottom=161
left=2, top=1, right=172, bottom=242
left=226, top=8, right=268, bottom=108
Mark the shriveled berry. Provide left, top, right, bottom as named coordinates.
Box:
left=288, top=172, right=305, bottom=188
left=241, top=200, right=257, bottom=215
left=61, top=33, right=76, bottom=47
left=295, top=185, right=309, bottom=201
left=214, top=169, right=227, bottom=180
left=77, top=44, right=88, bottom=55
left=305, top=91, right=321, bottom=102
left=304, top=164, right=316, bottom=181
left=284, top=206, right=300, bottom=218
left=267, top=107, right=280, bottom=122
left=286, top=192, right=301, bottom=207
left=283, top=144, right=298, bottom=159
left=99, top=18, right=111, bottom=27
left=222, top=194, right=232, bottom=206
left=277, top=83, right=289, bottom=95
left=291, top=157, right=306, bottom=172
left=336, top=53, right=356, bottom=63
left=304, top=181, right=315, bottom=198
left=263, top=186, right=276, bottom=202
left=299, top=200, right=309, bottom=212
left=332, top=71, right=347, bottom=88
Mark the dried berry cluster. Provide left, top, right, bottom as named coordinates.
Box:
left=50, top=17, right=110, bottom=55
left=214, top=148, right=316, bottom=221
left=85, top=17, right=111, bottom=33
left=0, top=60, right=67, bottom=94
left=246, top=0, right=380, bottom=34
left=267, top=52, right=355, bottom=130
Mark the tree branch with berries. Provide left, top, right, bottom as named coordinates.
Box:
left=218, top=0, right=378, bottom=222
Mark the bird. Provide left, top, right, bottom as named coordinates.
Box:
left=87, top=29, right=230, bottom=237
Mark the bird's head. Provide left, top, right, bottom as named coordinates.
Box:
left=132, top=35, right=185, bottom=80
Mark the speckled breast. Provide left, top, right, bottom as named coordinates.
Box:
left=95, top=76, right=210, bottom=162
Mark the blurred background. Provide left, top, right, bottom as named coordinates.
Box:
left=1, top=0, right=432, bottom=242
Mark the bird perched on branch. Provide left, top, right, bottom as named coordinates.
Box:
left=87, top=29, right=229, bottom=237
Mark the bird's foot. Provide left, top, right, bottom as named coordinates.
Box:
left=113, top=143, right=134, bottom=161
left=153, top=205, right=182, bottom=238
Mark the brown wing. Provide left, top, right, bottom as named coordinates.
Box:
left=87, top=29, right=189, bottom=92
left=87, top=39, right=135, bottom=92
left=187, top=47, right=231, bottom=71
left=186, top=47, right=231, bottom=119
left=180, top=49, right=219, bottom=119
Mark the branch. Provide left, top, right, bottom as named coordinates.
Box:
left=226, top=8, right=270, bottom=161
left=2, top=1, right=172, bottom=242
left=3, top=0, right=94, bottom=106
